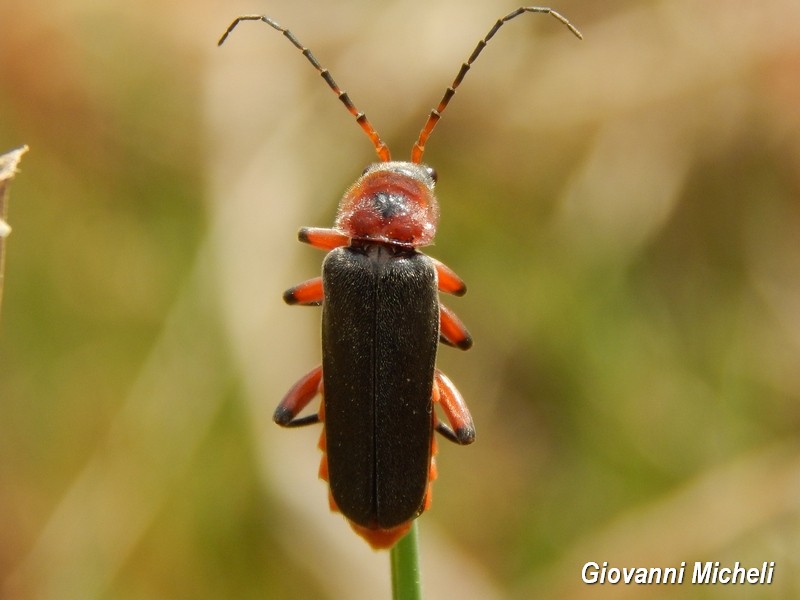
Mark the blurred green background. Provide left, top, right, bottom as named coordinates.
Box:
left=2, top=0, right=799, bottom=598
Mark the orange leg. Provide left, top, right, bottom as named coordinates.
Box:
left=273, top=365, right=323, bottom=427
left=432, top=257, right=467, bottom=296
left=417, top=370, right=474, bottom=519
left=284, top=276, right=324, bottom=305
left=439, top=303, right=472, bottom=350
left=298, top=227, right=350, bottom=251
left=433, top=369, right=475, bottom=445
left=422, top=438, right=439, bottom=512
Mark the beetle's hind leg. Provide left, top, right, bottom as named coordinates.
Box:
left=274, top=365, right=323, bottom=427
left=433, top=369, right=475, bottom=445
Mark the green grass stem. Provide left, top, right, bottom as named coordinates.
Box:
left=390, top=522, right=422, bottom=600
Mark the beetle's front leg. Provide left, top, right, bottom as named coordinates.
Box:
left=274, top=365, right=323, bottom=427
left=431, top=257, right=467, bottom=296
left=433, top=369, right=475, bottom=445
left=298, top=227, right=350, bottom=251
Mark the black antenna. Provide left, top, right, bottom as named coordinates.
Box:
left=219, top=16, right=392, bottom=162
left=411, top=6, right=582, bottom=164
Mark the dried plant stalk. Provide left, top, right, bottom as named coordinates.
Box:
left=0, top=145, right=29, bottom=317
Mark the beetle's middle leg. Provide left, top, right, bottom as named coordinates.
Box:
left=284, top=276, right=324, bottom=305
left=439, top=303, right=472, bottom=350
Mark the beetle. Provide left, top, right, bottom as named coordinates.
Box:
left=219, top=7, right=581, bottom=549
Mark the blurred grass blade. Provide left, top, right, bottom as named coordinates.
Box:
left=0, top=145, right=29, bottom=318
left=3, top=243, right=231, bottom=599
left=391, top=522, right=423, bottom=600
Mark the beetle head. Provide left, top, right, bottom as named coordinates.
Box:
left=335, top=161, right=439, bottom=247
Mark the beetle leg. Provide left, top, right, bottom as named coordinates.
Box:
left=439, top=303, right=473, bottom=350
left=284, top=276, right=324, bottom=305
left=432, top=257, right=467, bottom=296
left=433, top=369, right=475, bottom=445
left=298, top=227, right=350, bottom=251
left=273, top=365, right=323, bottom=427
